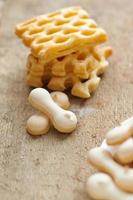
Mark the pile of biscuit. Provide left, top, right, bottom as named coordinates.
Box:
left=87, top=117, right=133, bottom=200
left=16, top=7, right=112, bottom=98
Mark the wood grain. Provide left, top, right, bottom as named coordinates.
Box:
left=0, top=0, right=133, bottom=199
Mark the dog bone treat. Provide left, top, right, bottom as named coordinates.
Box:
left=16, top=7, right=107, bottom=62
left=27, top=114, right=50, bottom=135
left=106, top=117, right=133, bottom=145
left=29, top=88, right=77, bottom=133
left=88, top=147, right=133, bottom=193
left=50, top=91, right=70, bottom=110
left=27, top=91, right=70, bottom=135
left=101, top=138, right=133, bottom=165
left=86, top=173, right=133, bottom=200
left=87, top=117, right=133, bottom=199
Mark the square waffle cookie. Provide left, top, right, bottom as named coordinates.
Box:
left=26, top=46, right=112, bottom=98
left=16, top=7, right=108, bottom=62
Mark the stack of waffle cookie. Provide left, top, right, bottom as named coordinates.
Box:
left=16, top=7, right=112, bottom=98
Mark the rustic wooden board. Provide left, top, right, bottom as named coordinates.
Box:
left=0, top=0, right=133, bottom=199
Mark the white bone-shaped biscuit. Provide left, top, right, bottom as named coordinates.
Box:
left=87, top=173, right=133, bottom=200
left=106, top=117, right=133, bottom=145
left=101, top=138, right=133, bottom=165
left=27, top=91, right=70, bottom=135
left=28, top=88, right=77, bottom=133
left=88, top=147, right=133, bottom=193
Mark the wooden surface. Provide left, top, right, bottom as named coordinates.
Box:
left=0, top=0, right=133, bottom=199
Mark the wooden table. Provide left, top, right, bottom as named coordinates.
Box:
left=0, top=0, right=133, bottom=199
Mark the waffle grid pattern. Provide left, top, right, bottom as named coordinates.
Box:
left=16, top=7, right=108, bottom=62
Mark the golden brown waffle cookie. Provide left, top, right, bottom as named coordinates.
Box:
left=16, top=7, right=108, bottom=62
left=48, top=46, right=112, bottom=98
left=26, top=46, right=112, bottom=91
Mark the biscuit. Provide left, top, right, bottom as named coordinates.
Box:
left=106, top=117, right=133, bottom=145
left=101, top=138, right=133, bottom=165
left=26, top=46, right=112, bottom=97
left=48, top=46, right=112, bottom=98
left=27, top=91, right=70, bottom=135
left=88, top=147, right=133, bottom=193
left=102, top=116, right=133, bottom=165
left=87, top=173, right=133, bottom=200
left=16, top=7, right=108, bottom=62
left=28, top=88, right=77, bottom=133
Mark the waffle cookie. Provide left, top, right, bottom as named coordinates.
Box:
left=16, top=7, right=112, bottom=98
left=16, top=7, right=108, bottom=62
left=26, top=46, right=112, bottom=98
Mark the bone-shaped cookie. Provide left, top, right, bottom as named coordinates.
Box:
left=105, top=117, right=133, bottom=164
left=27, top=91, right=70, bottom=135
left=28, top=88, right=77, bottom=133
left=101, top=138, right=133, bottom=165
left=88, top=147, right=133, bottom=193
left=87, top=173, right=133, bottom=200
left=106, top=117, right=133, bottom=145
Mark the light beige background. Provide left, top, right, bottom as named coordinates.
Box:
left=0, top=0, right=133, bottom=199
